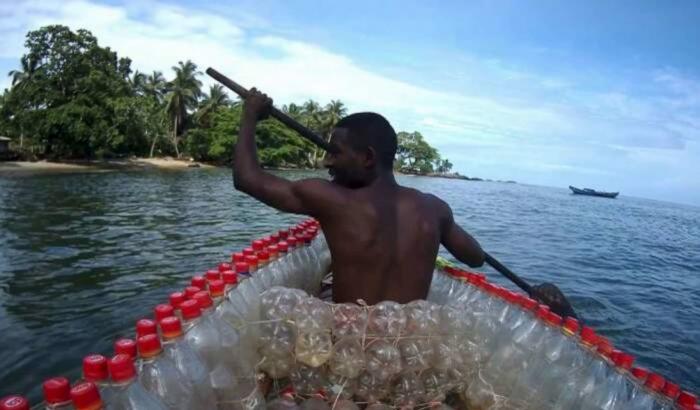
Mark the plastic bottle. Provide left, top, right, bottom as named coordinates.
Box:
left=398, top=338, right=433, bottom=372
left=290, top=364, right=327, bottom=396
left=677, top=392, right=698, bottom=410
left=624, top=373, right=666, bottom=410
left=107, top=354, right=168, bottom=410
left=332, top=303, right=368, bottom=338
left=70, top=382, right=102, bottom=410
left=293, top=297, right=332, bottom=331
left=136, top=318, right=158, bottom=338
left=323, top=373, right=357, bottom=402
left=0, top=396, right=29, bottom=410
left=136, top=334, right=197, bottom=410
left=578, top=351, right=635, bottom=410
left=299, top=398, right=330, bottom=410
left=329, top=337, right=365, bottom=378
left=330, top=400, right=359, bottom=410
left=169, top=292, right=186, bottom=320
left=42, top=377, right=73, bottom=409
left=158, top=317, right=216, bottom=409
left=260, top=287, right=307, bottom=321
left=392, top=372, right=425, bottom=407
left=355, top=371, right=390, bottom=403
left=551, top=326, right=602, bottom=408
left=295, top=330, right=333, bottom=367
left=208, top=279, right=225, bottom=306
left=81, top=355, right=114, bottom=406
left=266, top=389, right=299, bottom=410
left=367, top=301, right=406, bottom=337
left=113, top=338, right=137, bottom=360
left=421, top=368, right=450, bottom=403
left=405, top=300, right=440, bottom=335
left=365, top=339, right=402, bottom=381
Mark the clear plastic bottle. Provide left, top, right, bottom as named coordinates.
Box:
left=421, top=368, right=450, bottom=403
left=367, top=301, right=406, bottom=337
left=207, top=279, right=225, bottom=306
left=158, top=317, right=217, bottom=410
left=404, top=300, right=440, bottom=335
left=107, top=354, right=168, bottom=410
left=296, top=331, right=333, bottom=367
left=136, top=334, right=197, bottom=410
left=290, top=365, right=327, bottom=396
left=332, top=303, right=368, bottom=338
left=391, top=371, right=425, bottom=407
left=70, top=382, right=103, bottom=410
left=323, top=373, right=357, bottom=403
left=578, top=350, right=635, bottom=410
left=624, top=373, right=666, bottom=410
left=42, top=377, right=73, bottom=409
left=81, top=355, right=114, bottom=406
left=365, top=339, right=402, bottom=381
left=329, top=400, right=358, bottom=410
left=551, top=326, right=602, bottom=408
left=355, top=371, right=390, bottom=404
left=260, top=287, right=307, bottom=321
left=329, top=337, right=365, bottom=378
left=299, top=398, right=329, bottom=410
left=294, top=297, right=332, bottom=332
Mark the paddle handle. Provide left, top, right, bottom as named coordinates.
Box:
left=206, top=67, right=335, bottom=153
left=484, top=252, right=533, bottom=294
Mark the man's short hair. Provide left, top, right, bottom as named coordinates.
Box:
left=335, top=112, right=397, bottom=169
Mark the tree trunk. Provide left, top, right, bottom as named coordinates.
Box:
left=172, top=115, right=180, bottom=158
left=149, top=133, right=158, bottom=158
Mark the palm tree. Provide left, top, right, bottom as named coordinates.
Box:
left=282, top=103, right=303, bottom=120
left=312, top=100, right=347, bottom=164
left=8, top=56, right=38, bottom=88
left=164, top=60, right=202, bottom=157
left=195, top=84, right=230, bottom=127
left=144, top=71, right=166, bottom=103
left=129, top=70, right=147, bottom=95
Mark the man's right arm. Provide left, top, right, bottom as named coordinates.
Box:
left=437, top=198, right=485, bottom=267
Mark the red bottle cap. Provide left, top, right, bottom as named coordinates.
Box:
left=257, top=250, right=270, bottom=261
left=136, top=318, right=157, bottom=337
left=662, top=382, right=680, bottom=399
left=597, top=341, right=614, bottom=357
left=0, top=396, right=28, bottom=410
left=154, top=304, right=175, bottom=322
left=244, top=255, right=258, bottom=267
left=222, top=270, right=238, bottom=285
left=252, top=240, right=264, bottom=251
left=108, top=354, right=136, bottom=383
left=184, top=286, right=201, bottom=298
left=677, top=392, right=697, bottom=409
left=243, top=247, right=255, bottom=256
left=645, top=373, right=665, bottom=391
left=208, top=279, right=225, bottom=297
left=613, top=352, right=634, bottom=370
left=43, top=377, right=71, bottom=404
left=137, top=334, right=162, bottom=358
left=278, top=241, right=289, bottom=252
left=180, top=299, right=201, bottom=320
left=271, top=233, right=280, bottom=242
left=545, top=312, right=563, bottom=326
left=231, top=252, right=245, bottom=263
left=580, top=326, right=596, bottom=345
left=631, top=367, right=649, bottom=381
left=279, top=230, right=289, bottom=239
left=235, top=262, right=250, bottom=274
left=206, top=269, right=221, bottom=281
left=191, top=275, right=207, bottom=289
left=563, top=317, right=579, bottom=334
left=159, top=316, right=184, bottom=339
left=82, top=354, right=108, bottom=381
left=113, top=338, right=136, bottom=359
left=268, top=245, right=279, bottom=254
left=287, top=237, right=297, bottom=246
left=218, top=262, right=232, bottom=273
left=169, top=291, right=186, bottom=309
left=193, top=291, right=213, bottom=309
left=262, top=237, right=272, bottom=247
left=536, top=305, right=550, bottom=319
left=70, top=382, right=102, bottom=410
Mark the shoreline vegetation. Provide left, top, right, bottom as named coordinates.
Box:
left=0, top=25, right=510, bottom=182
left=0, top=158, right=515, bottom=184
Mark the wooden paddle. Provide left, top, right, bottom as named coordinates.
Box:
left=207, top=67, right=579, bottom=319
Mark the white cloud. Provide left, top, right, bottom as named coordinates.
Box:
left=1, top=0, right=699, bottom=204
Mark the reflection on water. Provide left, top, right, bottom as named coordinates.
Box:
left=1, top=168, right=699, bottom=401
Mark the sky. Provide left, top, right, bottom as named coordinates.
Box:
left=1, top=0, right=699, bottom=205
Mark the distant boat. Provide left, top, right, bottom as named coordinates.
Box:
left=569, top=185, right=619, bottom=198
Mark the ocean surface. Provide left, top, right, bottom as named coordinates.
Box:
left=0, top=168, right=698, bottom=402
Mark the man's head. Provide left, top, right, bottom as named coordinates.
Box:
left=324, top=112, right=397, bottom=188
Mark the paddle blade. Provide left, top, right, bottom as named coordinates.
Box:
left=530, top=282, right=578, bottom=319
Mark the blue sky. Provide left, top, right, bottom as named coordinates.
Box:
left=1, top=0, right=699, bottom=205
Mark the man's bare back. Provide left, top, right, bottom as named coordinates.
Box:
left=233, top=90, right=485, bottom=304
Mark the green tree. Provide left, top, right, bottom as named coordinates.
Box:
left=395, top=131, right=440, bottom=174
left=164, top=60, right=202, bottom=157
left=435, top=158, right=453, bottom=173
left=195, top=84, right=231, bottom=128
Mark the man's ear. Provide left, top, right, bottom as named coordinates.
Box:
left=364, top=146, right=377, bottom=168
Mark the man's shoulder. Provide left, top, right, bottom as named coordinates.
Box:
left=398, top=186, right=450, bottom=211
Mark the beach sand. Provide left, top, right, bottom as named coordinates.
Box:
left=0, top=157, right=217, bottom=174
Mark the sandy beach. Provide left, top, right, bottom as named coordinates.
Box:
left=0, top=157, right=217, bottom=174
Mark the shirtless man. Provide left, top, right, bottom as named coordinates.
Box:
left=234, top=89, right=485, bottom=305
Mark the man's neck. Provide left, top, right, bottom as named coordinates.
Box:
left=370, top=170, right=399, bottom=189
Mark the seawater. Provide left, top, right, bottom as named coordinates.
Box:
left=1, top=168, right=698, bottom=401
